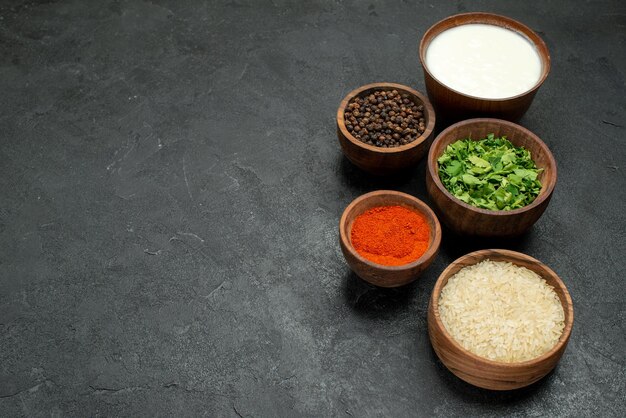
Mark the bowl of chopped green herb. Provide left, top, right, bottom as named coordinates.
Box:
left=426, top=118, right=557, bottom=237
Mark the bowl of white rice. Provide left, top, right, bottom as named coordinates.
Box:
left=428, top=249, right=574, bottom=390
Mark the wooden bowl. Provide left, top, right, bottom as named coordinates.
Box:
left=426, top=118, right=557, bottom=237
left=428, top=249, right=574, bottom=390
left=337, top=83, right=436, bottom=175
left=339, top=190, right=441, bottom=287
left=419, top=12, right=551, bottom=123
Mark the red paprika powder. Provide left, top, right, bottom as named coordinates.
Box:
left=350, top=205, right=430, bottom=266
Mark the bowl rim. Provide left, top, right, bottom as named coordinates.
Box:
left=427, top=117, right=557, bottom=216
left=339, top=190, right=442, bottom=271
left=336, top=82, right=436, bottom=154
left=430, top=248, right=574, bottom=368
left=418, top=12, right=551, bottom=102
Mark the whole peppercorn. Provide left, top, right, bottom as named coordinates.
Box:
left=344, top=89, right=427, bottom=147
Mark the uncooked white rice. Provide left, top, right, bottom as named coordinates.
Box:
left=438, top=259, right=565, bottom=363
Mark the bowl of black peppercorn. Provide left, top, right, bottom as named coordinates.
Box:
left=337, top=82, right=436, bottom=175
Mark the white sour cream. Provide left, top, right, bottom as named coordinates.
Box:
left=425, top=24, right=542, bottom=99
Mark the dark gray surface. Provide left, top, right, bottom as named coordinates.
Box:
left=1, top=0, right=625, bottom=416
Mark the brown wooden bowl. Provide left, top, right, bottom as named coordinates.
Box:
left=419, top=12, right=551, bottom=123
left=428, top=249, right=574, bottom=390
left=426, top=118, right=557, bottom=237
left=339, top=190, right=442, bottom=287
left=337, top=83, right=436, bottom=175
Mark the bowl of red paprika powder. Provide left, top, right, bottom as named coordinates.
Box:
left=339, top=190, right=442, bottom=287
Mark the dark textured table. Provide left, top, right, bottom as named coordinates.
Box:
left=1, top=1, right=625, bottom=416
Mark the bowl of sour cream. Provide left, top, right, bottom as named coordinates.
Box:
left=419, top=13, right=550, bottom=123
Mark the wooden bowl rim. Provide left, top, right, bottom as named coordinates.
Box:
left=336, top=82, right=436, bottom=154
left=430, top=249, right=574, bottom=368
left=427, top=118, right=557, bottom=216
left=418, top=12, right=551, bottom=102
left=339, top=190, right=442, bottom=271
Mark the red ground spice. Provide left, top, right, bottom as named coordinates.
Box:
left=350, top=205, right=430, bottom=266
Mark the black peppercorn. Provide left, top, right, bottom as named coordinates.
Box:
left=344, top=89, right=427, bottom=148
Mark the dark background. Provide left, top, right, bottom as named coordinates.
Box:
left=1, top=0, right=625, bottom=416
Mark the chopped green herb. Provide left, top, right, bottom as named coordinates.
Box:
left=437, top=134, right=543, bottom=211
